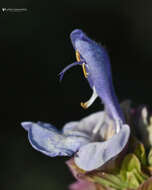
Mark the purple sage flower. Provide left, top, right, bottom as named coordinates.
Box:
left=21, top=29, right=130, bottom=171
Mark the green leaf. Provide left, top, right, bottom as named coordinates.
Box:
left=126, top=171, right=140, bottom=188
left=89, top=171, right=137, bottom=190
left=92, top=174, right=127, bottom=190
left=101, top=173, right=130, bottom=189
left=92, top=175, right=120, bottom=190
left=120, top=154, right=148, bottom=189
left=121, top=154, right=141, bottom=174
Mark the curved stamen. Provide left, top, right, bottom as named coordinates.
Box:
left=59, top=62, right=82, bottom=81
left=80, top=86, right=98, bottom=109
left=71, top=29, right=125, bottom=125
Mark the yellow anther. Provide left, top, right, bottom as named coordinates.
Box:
left=80, top=102, right=88, bottom=109
left=80, top=86, right=98, bottom=110
left=76, top=50, right=88, bottom=78
left=82, top=63, right=88, bottom=78
left=76, top=50, right=81, bottom=62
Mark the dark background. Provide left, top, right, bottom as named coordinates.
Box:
left=1, top=0, right=152, bottom=189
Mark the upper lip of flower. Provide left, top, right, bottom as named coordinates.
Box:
left=21, top=29, right=130, bottom=171
left=70, top=29, right=92, bottom=50
left=60, top=29, right=125, bottom=133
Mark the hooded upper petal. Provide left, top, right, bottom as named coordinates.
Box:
left=70, top=29, right=125, bottom=128
left=74, top=124, right=130, bottom=171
